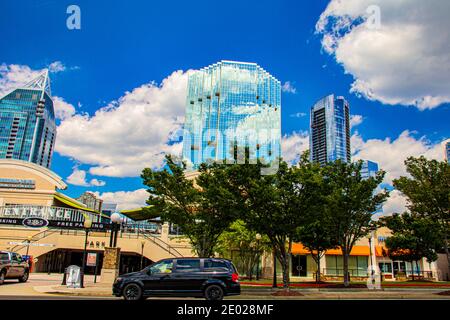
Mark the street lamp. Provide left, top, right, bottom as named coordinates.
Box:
left=110, top=213, right=121, bottom=247
left=80, top=217, right=92, bottom=288
left=367, top=224, right=377, bottom=286
left=140, top=240, right=146, bottom=270
left=255, top=233, right=262, bottom=280
left=25, top=235, right=32, bottom=257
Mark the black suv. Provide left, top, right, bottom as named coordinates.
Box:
left=113, top=258, right=240, bottom=300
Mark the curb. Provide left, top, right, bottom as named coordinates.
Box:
left=33, top=285, right=113, bottom=297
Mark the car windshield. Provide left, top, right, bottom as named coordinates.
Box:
left=0, top=253, right=8, bottom=260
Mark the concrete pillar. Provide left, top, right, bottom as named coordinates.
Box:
left=100, top=247, right=121, bottom=284
left=161, top=222, right=169, bottom=243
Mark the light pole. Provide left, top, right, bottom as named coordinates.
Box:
left=110, top=213, right=122, bottom=247
left=140, top=240, right=145, bottom=270
left=80, top=217, right=92, bottom=288
left=25, top=235, right=32, bottom=257
left=255, top=233, right=261, bottom=281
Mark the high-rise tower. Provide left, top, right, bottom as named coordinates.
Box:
left=0, top=70, right=56, bottom=168
left=182, top=60, right=281, bottom=167
left=310, top=94, right=350, bottom=165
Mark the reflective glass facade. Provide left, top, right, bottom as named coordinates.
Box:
left=182, top=60, right=281, bottom=167
left=310, top=94, right=350, bottom=165
left=0, top=81, right=56, bottom=168
left=361, top=160, right=379, bottom=178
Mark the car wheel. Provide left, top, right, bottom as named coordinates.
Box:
left=204, top=285, right=224, bottom=301
left=122, top=283, right=143, bottom=301
left=0, top=270, right=5, bottom=285
left=18, top=270, right=29, bottom=283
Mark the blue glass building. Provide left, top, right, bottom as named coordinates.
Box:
left=310, top=94, right=350, bottom=165
left=361, top=160, right=379, bottom=178
left=182, top=60, right=281, bottom=167
left=0, top=70, right=56, bottom=168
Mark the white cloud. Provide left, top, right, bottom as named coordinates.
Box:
left=382, top=189, right=408, bottom=216
left=0, top=63, right=42, bottom=97
left=48, top=61, right=66, bottom=73
left=281, top=131, right=309, bottom=164
left=350, top=114, right=363, bottom=128
left=93, top=189, right=149, bottom=211
left=316, top=0, right=450, bottom=110
left=66, top=168, right=106, bottom=187
left=352, top=130, right=444, bottom=183
left=56, top=70, right=190, bottom=177
left=290, top=112, right=307, bottom=118
left=281, top=81, right=297, bottom=94
left=53, top=96, right=76, bottom=120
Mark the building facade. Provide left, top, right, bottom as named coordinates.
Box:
left=182, top=60, right=281, bottom=167
left=0, top=70, right=56, bottom=168
left=444, top=139, right=450, bottom=163
left=361, top=160, right=379, bottom=178
left=310, top=94, right=350, bottom=165
left=76, top=191, right=103, bottom=213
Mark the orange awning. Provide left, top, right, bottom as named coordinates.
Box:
left=292, top=243, right=383, bottom=257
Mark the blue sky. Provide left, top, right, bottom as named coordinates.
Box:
left=1, top=0, right=449, bottom=212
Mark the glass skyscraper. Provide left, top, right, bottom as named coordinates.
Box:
left=310, top=94, right=350, bottom=165
left=361, top=160, right=379, bottom=178
left=182, top=60, right=281, bottom=167
left=0, top=70, right=56, bottom=168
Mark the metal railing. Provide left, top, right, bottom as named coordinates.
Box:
left=9, top=229, right=58, bottom=253
left=42, top=226, right=184, bottom=258
left=141, top=231, right=184, bottom=257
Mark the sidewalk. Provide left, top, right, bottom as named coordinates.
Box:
left=32, top=283, right=450, bottom=299
left=27, top=273, right=450, bottom=299
left=32, top=273, right=113, bottom=297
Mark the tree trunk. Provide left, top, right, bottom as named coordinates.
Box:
left=342, top=248, right=350, bottom=287
left=317, top=253, right=321, bottom=283
left=281, top=256, right=290, bottom=289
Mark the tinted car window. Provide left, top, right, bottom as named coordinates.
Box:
left=0, top=253, right=9, bottom=261
left=205, top=260, right=228, bottom=271
left=11, top=253, right=20, bottom=262
left=175, top=259, right=201, bottom=272
left=149, top=260, right=173, bottom=274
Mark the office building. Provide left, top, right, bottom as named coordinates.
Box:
left=361, top=160, right=379, bottom=178
left=310, top=94, right=350, bottom=165
left=444, top=139, right=450, bottom=163
left=182, top=60, right=281, bottom=167
left=76, top=191, right=103, bottom=213
left=0, top=70, right=56, bottom=168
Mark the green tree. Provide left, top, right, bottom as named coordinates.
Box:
left=381, top=212, right=444, bottom=280
left=216, top=220, right=271, bottom=280
left=224, top=160, right=299, bottom=289
left=292, top=153, right=339, bottom=283
left=323, top=160, right=389, bottom=287
left=141, top=155, right=236, bottom=257
left=393, top=156, right=450, bottom=277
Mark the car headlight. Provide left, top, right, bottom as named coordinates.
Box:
left=115, top=277, right=123, bottom=283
